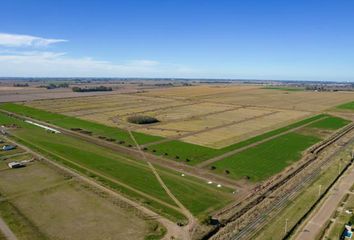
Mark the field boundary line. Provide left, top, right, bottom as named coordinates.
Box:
left=197, top=115, right=329, bottom=167
left=142, top=110, right=279, bottom=148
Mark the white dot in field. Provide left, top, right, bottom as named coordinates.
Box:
left=208, top=181, right=213, bottom=184
left=217, top=184, right=222, bottom=188
left=181, top=173, right=185, bottom=177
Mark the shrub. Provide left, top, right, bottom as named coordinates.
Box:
left=127, top=115, right=159, bottom=124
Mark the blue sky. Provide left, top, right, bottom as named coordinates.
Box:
left=0, top=0, right=353, bottom=81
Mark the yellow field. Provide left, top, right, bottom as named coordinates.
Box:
left=181, top=109, right=310, bottom=148
left=24, top=84, right=354, bottom=148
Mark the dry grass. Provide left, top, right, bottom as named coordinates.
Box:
left=181, top=110, right=310, bottom=148
left=0, top=160, right=152, bottom=240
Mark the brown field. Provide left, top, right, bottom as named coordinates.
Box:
left=0, top=159, right=155, bottom=240
left=23, top=84, right=354, bottom=148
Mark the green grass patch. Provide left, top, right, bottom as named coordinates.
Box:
left=0, top=112, right=233, bottom=221
left=0, top=103, right=162, bottom=145
left=308, top=116, right=351, bottom=130
left=336, top=101, right=354, bottom=111
left=0, top=200, right=48, bottom=240
left=211, top=132, right=321, bottom=181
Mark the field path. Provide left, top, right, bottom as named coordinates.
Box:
left=127, top=128, right=197, bottom=239
left=196, top=116, right=328, bottom=168
left=294, top=159, right=354, bottom=240
left=141, top=110, right=279, bottom=148
left=0, top=216, right=17, bottom=240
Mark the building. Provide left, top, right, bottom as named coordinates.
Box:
left=2, top=145, right=16, bottom=151
left=7, top=162, right=24, bottom=169
left=341, top=224, right=353, bottom=240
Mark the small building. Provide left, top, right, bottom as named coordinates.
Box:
left=341, top=224, right=353, bottom=239
left=8, top=162, right=25, bottom=169
left=2, top=145, right=16, bottom=151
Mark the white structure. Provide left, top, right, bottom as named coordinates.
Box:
left=8, top=162, right=24, bottom=169
left=25, top=120, right=61, bottom=134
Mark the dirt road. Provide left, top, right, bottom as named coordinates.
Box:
left=0, top=216, right=18, bottom=240
left=294, top=158, right=354, bottom=240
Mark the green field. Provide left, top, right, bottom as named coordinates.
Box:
left=336, top=101, right=354, bottom=111
left=0, top=112, right=233, bottom=221
left=0, top=103, right=162, bottom=145
left=308, top=116, right=351, bottom=130
left=211, top=132, right=321, bottom=181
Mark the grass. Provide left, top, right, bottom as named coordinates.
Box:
left=326, top=193, right=354, bottom=240
left=0, top=103, right=163, bottom=145
left=253, top=142, right=354, bottom=240
left=337, top=101, right=354, bottom=111
left=308, top=116, right=351, bottom=130
left=211, top=132, right=321, bottom=181
left=149, top=114, right=327, bottom=165
left=0, top=200, right=48, bottom=240
left=0, top=112, right=233, bottom=221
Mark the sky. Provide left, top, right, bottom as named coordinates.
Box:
left=0, top=0, right=354, bottom=81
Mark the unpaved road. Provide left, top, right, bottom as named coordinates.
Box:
left=0, top=216, right=18, bottom=240
left=294, top=157, right=354, bottom=240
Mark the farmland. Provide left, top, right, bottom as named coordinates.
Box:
left=0, top=157, right=159, bottom=240
left=0, top=112, right=233, bottom=222
left=0, top=83, right=353, bottom=240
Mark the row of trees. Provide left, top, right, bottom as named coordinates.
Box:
left=72, top=85, right=112, bottom=92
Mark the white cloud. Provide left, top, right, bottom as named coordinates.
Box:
left=0, top=33, right=67, bottom=47
left=0, top=33, right=197, bottom=77
left=0, top=51, right=195, bottom=77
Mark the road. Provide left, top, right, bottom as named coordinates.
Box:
left=294, top=158, right=354, bottom=240
left=0, top=216, right=17, bottom=240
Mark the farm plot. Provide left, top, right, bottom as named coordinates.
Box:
left=208, top=115, right=351, bottom=181
left=139, top=84, right=260, bottom=99
left=0, top=112, right=234, bottom=221
left=27, top=93, right=183, bottom=118
left=0, top=159, right=158, bottom=240
left=209, top=132, right=321, bottom=181
left=138, top=106, right=270, bottom=138
left=0, top=103, right=162, bottom=145
left=199, top=88, right=354, bottom=112
left=336, top=101, right=354, bottom=111
left=181, top=109, right=310, bottom=148
left=146, top=114, right=327, bottom=165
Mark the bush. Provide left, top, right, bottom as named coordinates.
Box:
left=127, top=115, right=159, bottom=124
left=210, top=166, right=216, bottom=170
